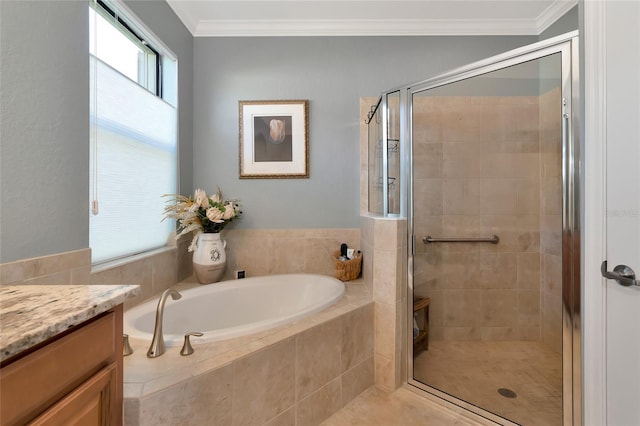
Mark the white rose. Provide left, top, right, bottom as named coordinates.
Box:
left=222, top=202, right=236, bottom=220
left=206, top=207, right=224, bottom=223
left=194, top=189, right=209, bottom=209
left=210, top=193, right=221, bottom=203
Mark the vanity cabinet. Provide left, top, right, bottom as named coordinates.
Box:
left=0, top=305, right=123, bottom=426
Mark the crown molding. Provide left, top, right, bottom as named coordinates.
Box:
left=192, top=18, right=541, bottom=37
left=166, top=0, right=578, bottom=37
left=535, top=0, right=578, bottom=34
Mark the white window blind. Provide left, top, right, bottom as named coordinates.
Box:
left=90, top=2, right=177, bottom=265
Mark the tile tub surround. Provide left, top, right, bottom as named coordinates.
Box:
left=360, top=215, right=407, bottom=392
left=0, top=284, right=140, bottom=362
left=217, top=228, right=361, bottom=281
left=0, top=246, right=181, bottom=312
left=123, top=278, right=373, bottom=426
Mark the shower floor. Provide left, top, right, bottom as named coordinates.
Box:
left=413, top=340, right=562, bottom=426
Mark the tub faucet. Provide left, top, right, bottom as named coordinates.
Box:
left=147, top=288, right=182, bottom=358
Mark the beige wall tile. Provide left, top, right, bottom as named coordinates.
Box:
left=295, top=317, right=342, bottom=400
left=21, top=270, right=71, bottom=285
left=479, top=179, right=517, bottom=215
left=374, top=354, right=395, bottom=391
left=480, top=326, right=518, bottom=341
left=70, top=266, right=91, bottom=285
left=375, top=302, right=395, bottom=358
left=1, top=261, right=24, bottom=284
left=373, top=219, right=400, bottom=251
left=481, top=153, right=518, bottom=179
left=372, top=250, right=398, bottom=304
left=517, top=252, right=540, bottom=290
left=264, top=408, right=295, bottom=426
left=518, top=289, right=541, bottom=327
left=138, top=363, right=232, bottom=426
left=517, top=179, right=541, bottom=215
left=413, top=179, right=443, bottom=215
left=341, top=356, right=374, bottom=406
left=478, top=252, right=517, bottom=290
left=443, top=289, right=483, bottom=327
left=443, top=326, right=481, bottom=341
left=413, top=143, right=443, bottom=179
left=442, top=179, right=480, bottom=215
left=296, top=378, right=342, bottom=426
left=342, top=303, right=374, bottom=373
left=233, top=338, right=295, bottom=425
left=481, top=289, right=518, bottom=327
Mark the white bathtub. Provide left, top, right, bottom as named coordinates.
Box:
left=124, top=273, right=345, bottom=345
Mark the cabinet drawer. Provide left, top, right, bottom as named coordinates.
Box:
left=1, top=311, right=117, bottom=425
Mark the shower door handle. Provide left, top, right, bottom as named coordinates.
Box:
left=601, top=261, right=640, bottom=287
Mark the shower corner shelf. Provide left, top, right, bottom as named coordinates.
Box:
left=413, top=297, right=430, bottom=355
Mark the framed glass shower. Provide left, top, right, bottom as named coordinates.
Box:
left=370, top=32, right=581, bottom=425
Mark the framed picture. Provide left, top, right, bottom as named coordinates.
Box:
left=239, top=100, right=309, bottom=179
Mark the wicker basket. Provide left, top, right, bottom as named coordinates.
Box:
left=333, top=250, right=362, bottom=282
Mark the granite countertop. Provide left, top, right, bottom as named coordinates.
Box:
left=0, top=285, right=139, bottom=363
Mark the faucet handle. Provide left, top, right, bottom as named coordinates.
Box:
left=180, top=332, right=204, bottom=356
left=123, top=334, right=134, bottom=357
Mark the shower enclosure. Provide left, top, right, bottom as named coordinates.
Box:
left=366, top=32, right=580, bottom=425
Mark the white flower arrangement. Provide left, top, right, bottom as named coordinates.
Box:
left=163, top=188, right=242, bottom=251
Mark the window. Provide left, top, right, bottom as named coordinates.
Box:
left=89, top=0, right=177, bottom=264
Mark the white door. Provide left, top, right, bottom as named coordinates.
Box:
left=603, top=1, right=640, bottom=425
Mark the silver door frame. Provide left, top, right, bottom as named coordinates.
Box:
left=403, top=31, right=581, bottom=425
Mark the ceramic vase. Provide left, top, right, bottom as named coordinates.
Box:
left=192, top=232, right=226, bottom=284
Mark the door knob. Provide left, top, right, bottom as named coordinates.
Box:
left=601, top=261, right=640, bottom=287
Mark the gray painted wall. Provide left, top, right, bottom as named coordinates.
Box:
left=1, top=1, right=89, bottom=263
left=540, top=5, right=579, bottom=40
left=0, top=0, right=193, bottom=263
left=194, top=36, right=536, bottom=229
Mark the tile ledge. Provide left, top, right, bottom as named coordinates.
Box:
left=91, top=246, right=176, bottom=274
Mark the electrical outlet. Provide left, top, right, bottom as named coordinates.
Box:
left=235, top=270, right=246, bottom=279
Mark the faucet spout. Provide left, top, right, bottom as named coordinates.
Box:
left=147, top=288, right=182, bottom=358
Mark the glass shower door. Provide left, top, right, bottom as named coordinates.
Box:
left=409, top=39, right=578, bottom=426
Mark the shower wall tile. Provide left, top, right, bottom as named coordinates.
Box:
left=481, top=153, right=519, bottom=178
left=515, top=100, right=541, bottom=143
left=412, top=95, right=544, bottom=343
left=517, top=252, right=541, bottom=289
left=442, top=179, right=480, bottom=215
left=481, top=289, right=518, bottom=327
left=443, top=326, right=481, bottom=341
left=480, top=327, right=518, bottom=341
left=517, top=179, right=541, bottom=214
left=412, top=102, right=443, bottom=143
left=413, top=143, right=443, bottom=179
left=478, top=252, right=517, bottom=289
left=518, top=289, right=541, bottom=327
left=414, top=178, right=443, bottom=215
left=479, top=179, right=518, bottom=215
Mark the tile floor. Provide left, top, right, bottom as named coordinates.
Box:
left=413, top=340, right=562, bottom=426
left=322, top=386, right=492, bottom=426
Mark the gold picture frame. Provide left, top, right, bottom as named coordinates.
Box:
left=239, top=100, right=309, bottom=179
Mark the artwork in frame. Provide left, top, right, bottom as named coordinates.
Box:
left=239, top=100, right=309, bottom=179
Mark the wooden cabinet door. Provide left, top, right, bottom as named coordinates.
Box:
left=29, top=363, right=117, bottom=426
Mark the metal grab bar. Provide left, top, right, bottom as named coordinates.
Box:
left=422, top=235, right=500, bottom=244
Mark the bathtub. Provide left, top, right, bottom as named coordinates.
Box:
left=123, top=273, right=345, bottom=345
